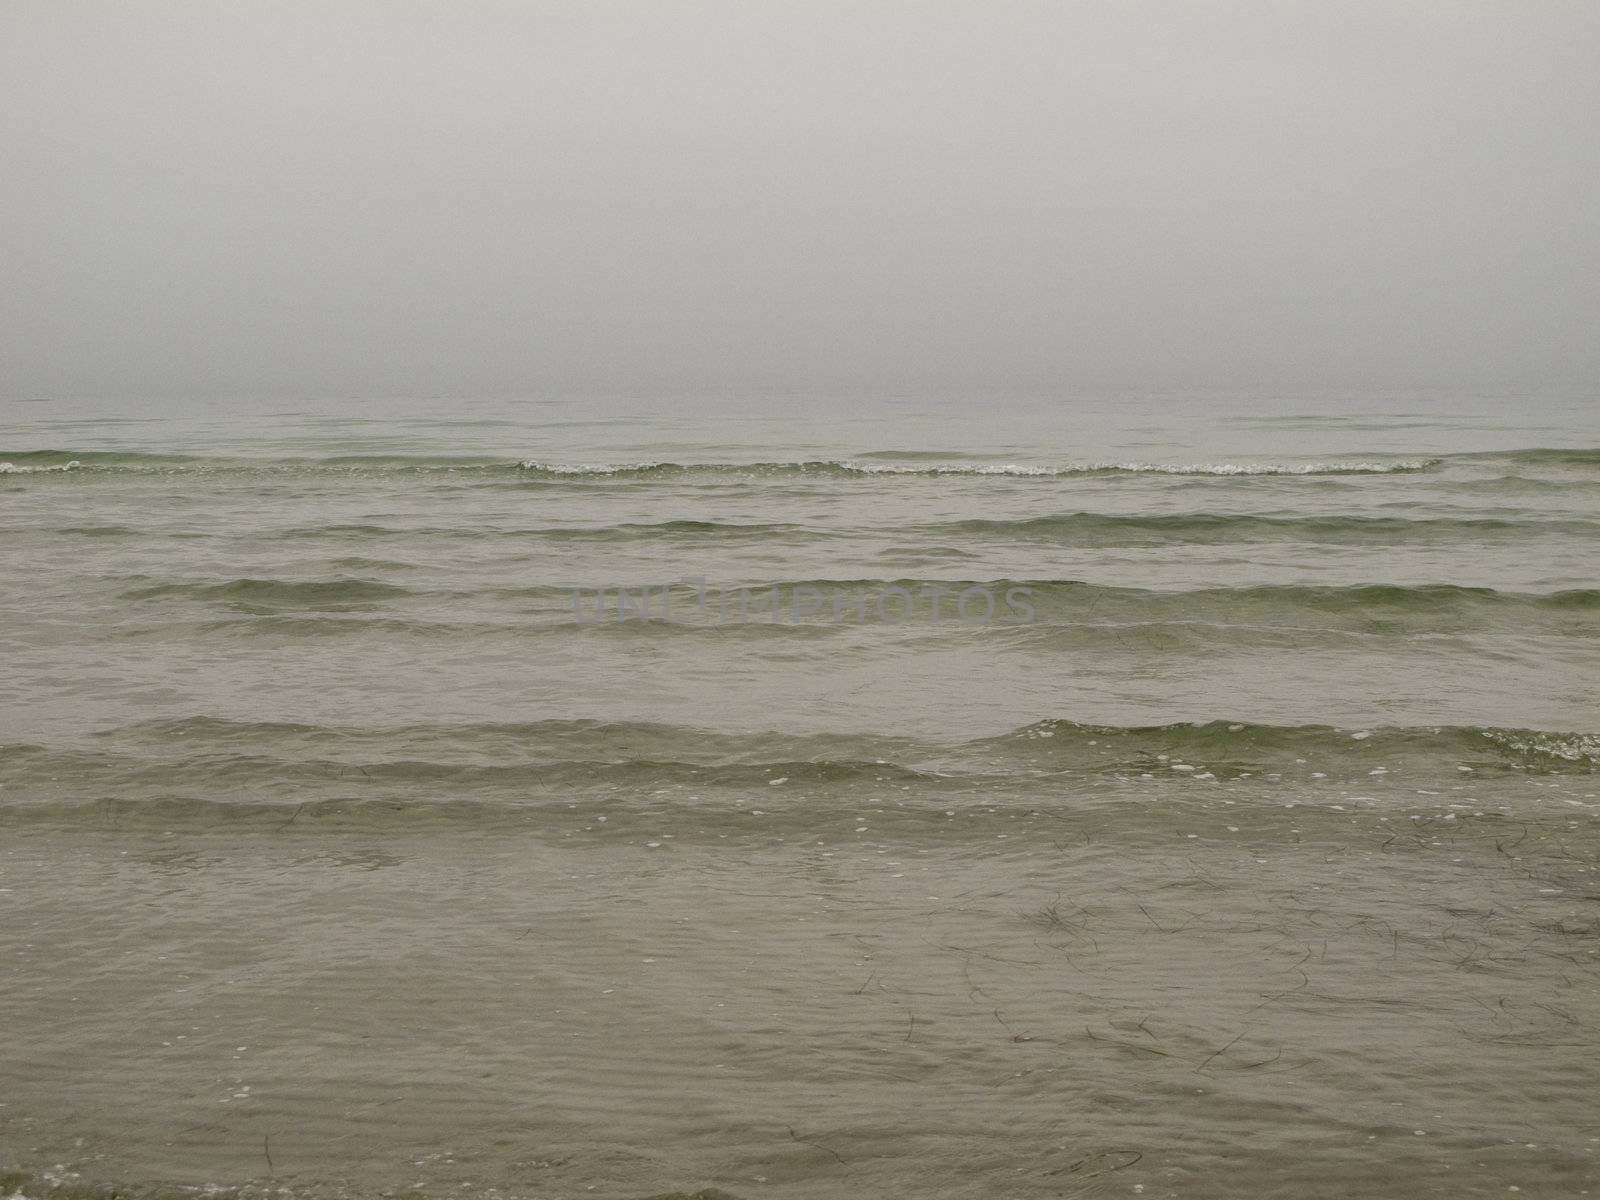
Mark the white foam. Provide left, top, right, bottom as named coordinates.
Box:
left=0, top=460, right=80, bottom=474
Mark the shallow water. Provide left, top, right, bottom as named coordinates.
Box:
left=1, top=391, right=1597, bottom=1198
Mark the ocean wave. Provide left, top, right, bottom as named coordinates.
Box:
left=108, top=574, right=1600, bottom=627
left=521, top=518, right=825, bottom=541
left=0, top=744, right=940, bottom=793
left=513, top=457, right=1443, bottom=479
left=0, top=449, right=203, bottom=469
left=120, top=576, right=415, bottom=610
left=927, top=511, right=1597, bottom=545
left=51, top=523, right=140, bottom=536
left=272, top=519, right=821, bottom=542
left=1, top=720, right=1590, bottom=823
left=981, top=719, right=1600, bottom=769
left=264, top=510, right=1591, bottom=548
left=0, top=458, right=81, bottom=474
left=549, top=577, right=1600, bottom=614
left=3, top=446, right=1592, bottom=480
left=1460, top=447, right=1600, bottom=467
left=78, top=714, right=1600, bottom=770
left=0, top=449, right=512, bottom=476
left=93, top=715, right=922, bottom=761
left=147, top=614, right=848, bottom=641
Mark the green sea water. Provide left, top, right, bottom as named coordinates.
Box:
left=1, top=390, right=1597, bottom=1199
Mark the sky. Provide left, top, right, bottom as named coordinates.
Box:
left=2, top=1, right=1596, bottom=398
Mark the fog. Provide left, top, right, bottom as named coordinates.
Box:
left=2, top=1, right=1595, bottom=397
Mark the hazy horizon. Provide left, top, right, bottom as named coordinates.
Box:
left=3, top=2, right=1597, bottom=398
left=4, top=13, right=1600, bottom=1195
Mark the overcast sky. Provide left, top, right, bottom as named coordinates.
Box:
left=2, top=2, right=1596, bottom=398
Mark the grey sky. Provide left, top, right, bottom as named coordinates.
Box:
left=2, top=2, right=1596, bottom=397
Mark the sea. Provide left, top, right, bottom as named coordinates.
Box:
left=1, top=389, right=1597, bottom=1199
